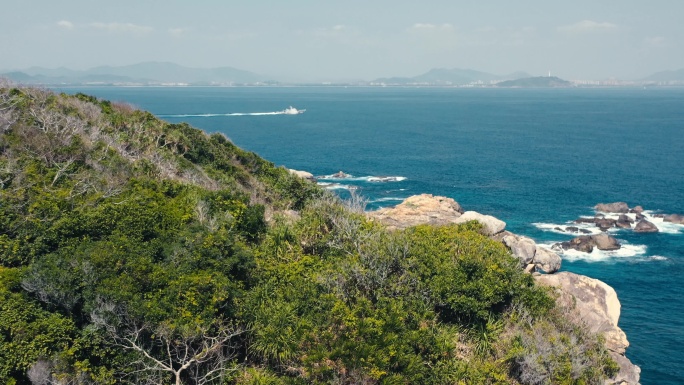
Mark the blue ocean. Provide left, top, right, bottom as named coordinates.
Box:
left=57, top=86, right=684, bottom=384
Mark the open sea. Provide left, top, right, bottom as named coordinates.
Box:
left=57, top=86, right=684, bottom=384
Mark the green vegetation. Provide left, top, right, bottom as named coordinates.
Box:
left=0, top=81, right=616, bottom=384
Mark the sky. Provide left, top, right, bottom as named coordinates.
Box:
left=1, top=0, right=683, bottom=81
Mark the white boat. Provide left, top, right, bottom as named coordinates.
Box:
left=282, top=106, right=305, bottom=115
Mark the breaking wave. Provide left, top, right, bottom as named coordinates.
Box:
left=317, top=174, right=407, bottom=183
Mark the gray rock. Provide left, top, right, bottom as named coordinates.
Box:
left=663, top=214, right=684, bottom=225
left=634, top=219, right=659, bottom=233
left=454, top=211, right=506, bottom=236
left=503, top=234, right=537, bottom=265
left=566, top=226, right=580, bottom=233
left=559, top=235, right=595, bottom=253
left=592, top=233, right=621, bottom=251
left=288, top=169, right=316, bottom=182
left=608, top=351, right=642, bottom=385
left=629, top=205, right=644, bottom=214
left=595, top=218, right=617, bottom=231
left=533, top=247, right=561, bottom=273
left=535, top=272, right=639, bottom=385
left=616, top=214, right=633, bottom=229
left=595, top=202, right=630, bottom=213
left=557, top=233, right=621, bottom=253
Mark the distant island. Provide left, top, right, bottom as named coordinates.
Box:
left=496, top=76, right=573, bottom=88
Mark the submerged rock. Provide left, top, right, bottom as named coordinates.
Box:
left=634, top=219, right=659, bottom=233
left=535, top=272, right=640, bottom=385
left=595, top=202, right=630, bottom=213
left=664, top=214, right=684, bottom=225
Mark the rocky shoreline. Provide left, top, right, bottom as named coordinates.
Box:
left=367, top=194, right=641, bottom=385
left=289, top=169, right=644, bottom=384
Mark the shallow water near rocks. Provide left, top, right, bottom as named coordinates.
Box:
left=58, top=86, right=684, bottom=384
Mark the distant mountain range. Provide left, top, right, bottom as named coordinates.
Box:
left=640, top=68, right=684, bottom=82
left=373, top=68, right=532, bottom=85
left=2, top=62, right=684, bottom=86
left=1, top=62, right=266, bottom=85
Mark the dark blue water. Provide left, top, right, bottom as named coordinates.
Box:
left=57, top=86, right=684, bottom=384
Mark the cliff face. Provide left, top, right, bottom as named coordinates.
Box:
left=368, top=194, right=641, bottom=385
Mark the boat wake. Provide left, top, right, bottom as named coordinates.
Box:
left=158, top=106, right=305, bottom=118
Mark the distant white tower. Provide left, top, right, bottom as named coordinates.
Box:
left=548, top=70, right=551, bottom=78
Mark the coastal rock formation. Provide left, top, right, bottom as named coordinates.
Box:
left=453, top=211, right=506, bottom=236
left=595, top=202, right=630, bottom=213
left=288, top=169, right=316, bottom=182
left=664, top=214, right=684, bottom=225
left=533, top=247, right=562, bottom=274
left=500, top=232, right=562, bottom=273
left=535, top=272, right=640, bottom=385
left=616, top=214, right=634, bottom=229
left=556, top=233, right=621, bottom=253
left=368, top=194, right=463, bottom=230
left=502, top=234, right=537, bottom=264
left=634, top=219, right=659, bottom=233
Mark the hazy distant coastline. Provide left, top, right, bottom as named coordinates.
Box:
left=3, top=61, right=684, bottom=88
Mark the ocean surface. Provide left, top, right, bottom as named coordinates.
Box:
left=57, top=86, right=684, bottom=384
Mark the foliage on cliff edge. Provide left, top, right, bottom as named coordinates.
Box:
left=0, top=82, right=616, bottom=384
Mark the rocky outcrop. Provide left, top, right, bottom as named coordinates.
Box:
left=288, top=169, right=316, bottom=182
left=502, top=234, right=536, bottom=264
left=616, top=214, right=633, bottom=229
left=556, top=233, right=621, bottom=253
left=500, top=232, right=562, bottom=273
left=453, top=211, right=506, bottom=236
left=533, top=247, right=562, bottom=274
left=536, top=272, right=640, bottom=385
left=368, top=194, right=463, bottom=230
left=595, top=202, right=630, bottom=213
left=634, top=219, right=658, bottom=233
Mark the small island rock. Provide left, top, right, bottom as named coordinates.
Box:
left=634, top=219, right=659, bottom=233
left=595, top=202, right=630, bottom=213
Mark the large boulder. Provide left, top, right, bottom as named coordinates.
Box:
left=535, top=272, right=639, bottom=385
left=616, top=214, right=633, bottom=229
left=634, top=219, right=658, bottom=233
left=502, top=234, right=537, bottom=265
left=663, top=214, right=684, bottom=225
left=595, top=218, right=617, bottom=231
left=453, top=211, right=506, bottom=236
left=592, top=233, right=621, bottom=251
left=595, top=202, right=630, bottom=213
left=533, top=247, right=561, bottom=273
left=368, top=194, right=464, bottom=230
left=288, top=169, right=316, bottom=182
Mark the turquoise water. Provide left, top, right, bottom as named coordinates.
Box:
left=58, top=86, right=684, bottom=384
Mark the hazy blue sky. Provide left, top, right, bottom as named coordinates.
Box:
left=2, top=1, right=682, bottom=81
